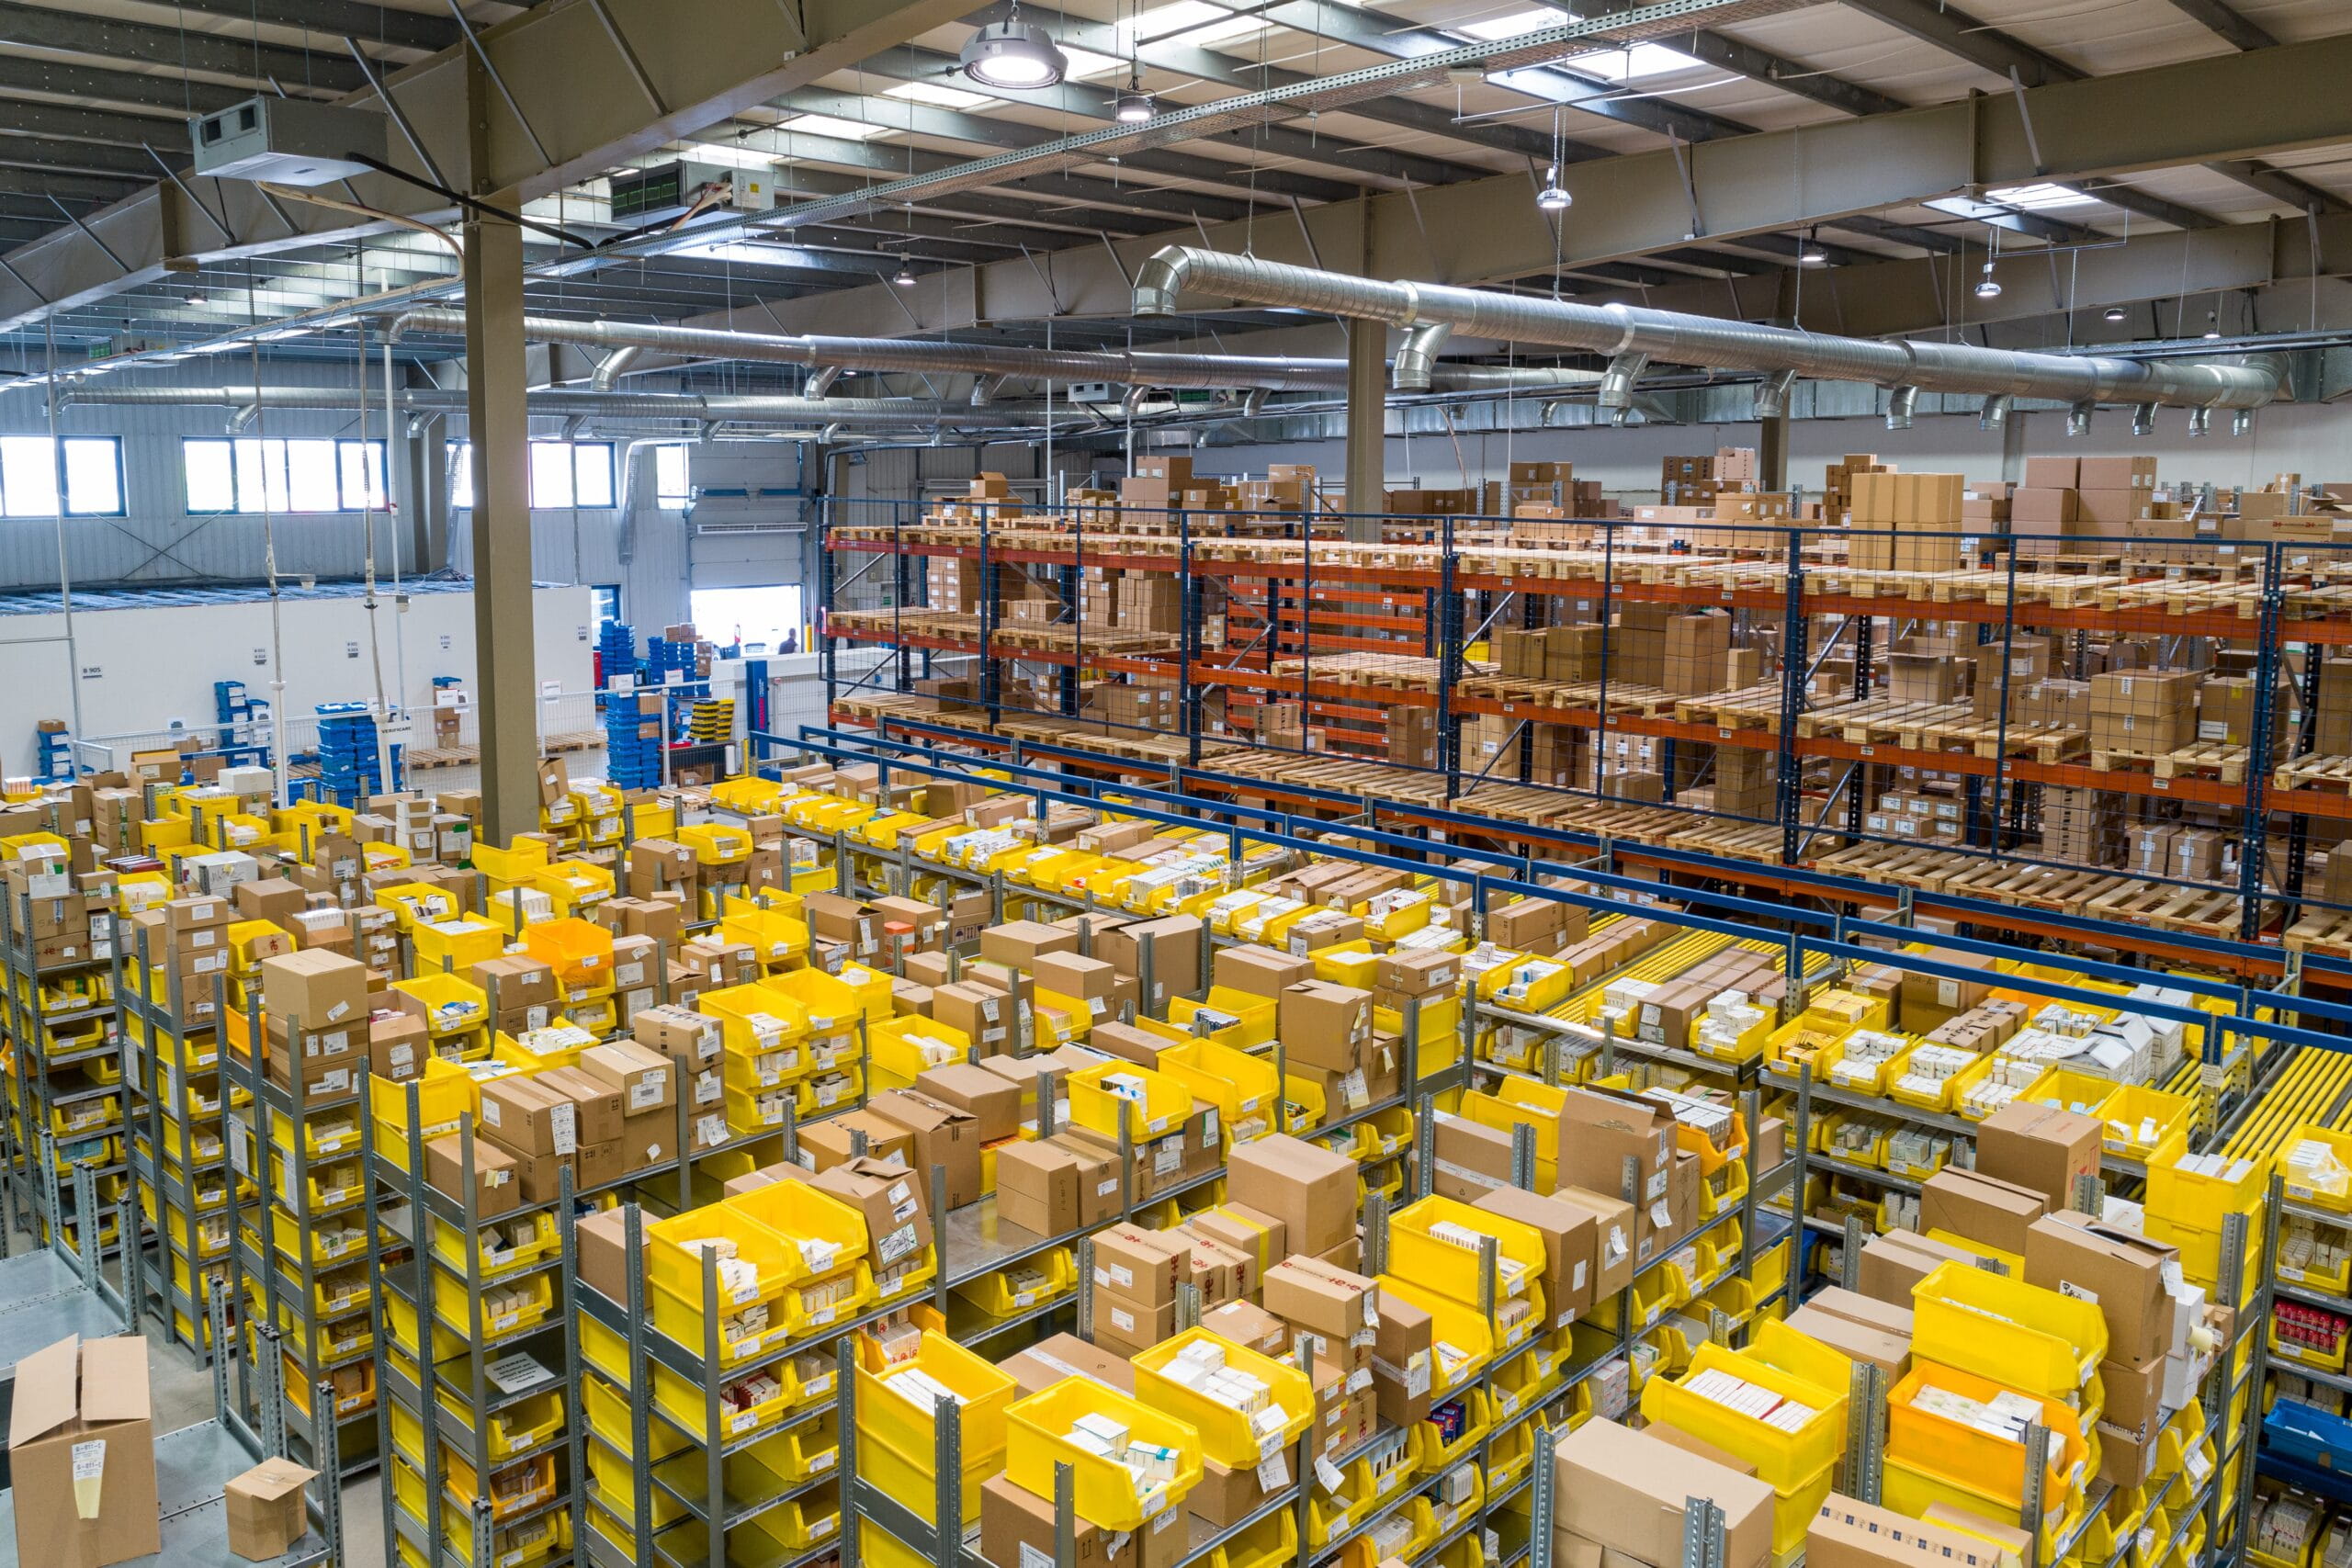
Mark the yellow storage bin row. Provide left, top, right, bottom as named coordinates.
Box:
left=1913, top=1260, right=2108, bottom=1398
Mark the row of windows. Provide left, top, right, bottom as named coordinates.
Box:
left=0, top=436, right=700, bottom=517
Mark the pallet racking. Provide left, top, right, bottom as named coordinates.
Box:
left=820, top=502, right=2350, bottom=954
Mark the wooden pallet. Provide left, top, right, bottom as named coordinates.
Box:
left=1917, top=717, right=2088, bottom=762
left=2082, top=881, right=2249, bottom=939
left=2276, top=753, right=2352, bottom=795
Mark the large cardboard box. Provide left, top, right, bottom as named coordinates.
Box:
left=8, top=1335, right=162, bottom=1568
left=1974, top=1102, right=2103, bottom=1210
left=2023, top=1212, right=2179, bottom=1366
left=1553, top=1417, right=1774, bottom=1568
left=1549, top=1186, right=1636, bottom=1299
left=1919, top=1169, right=2049, bottom=1258
left=1856, top=1232, right=1984, bottom=1305
left=1227, top=1134, right=1358, bottom=1256
left=912, top=1061, right=1020, bottom=1143
left=225, top=1458, right=317, bottom=1560
left=808, top=1156, right=930, bottom=1270
left=1552, top=1086, right=1675, bottom=1213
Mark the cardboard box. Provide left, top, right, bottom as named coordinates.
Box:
left=1227, top=1134, right=1358, bottom=1256
left=580, top=1040, right=674, bottom=1115
left=1919, top=1168, right=2049, bottom=1258
left=1278, top=979, right=1372, bottom=1072
left=865, top=1090, right=983, bottom=1210
left=1553, top=1085, right=1675, bottom=1213
left=981, top=1475, right=1111, bottom=1568
left=1783, top=1304, right=1909, bottom=1375
left=225, top=1458, right=317, bottom=1561
left=424, top=1134, right=520, bottom=1219
left=1092, top=1290, right=1179, bottom=1355
left=1804, top=1286, right=1916, bottom=1339
left=1200, top=1299, right=1292, bottom=1359
left=1553, top=1417, right=1773, bottom=1568
left=537, top=1066, right=626, bottom=1146
left=979, top=919, right=1079, bottom=968
left=1808, top=1494, right=2007, bottom=1568
left=479, top=1075, right=579, bottom=1157
left=913, top=1061, right=1021, bottom=1143
left=1549, top=1186, right=1636, bottom=1299
left=994, top=1138, right=1084, bottom=1237
left=259, top=949, right=368, bottom=1028
left=1091, top=1223, right=1187, bottom=1310
left=1474, top=1186, right=1597, bottom=1326
left=1000, top=1333, right=1136, bottom=1398
left=1263, top=1258, right=1378, bottom=1371
left=797, top=1111, right=912, bottom=1172
left=1856, top=1231, right=1985, bottom=1305
left=809, top=1156, right=930, bottom=1269
left=8, top=1335, right=162, bottom=1568
left=2024, top=1212, right=2179, bottom=1366
left=1046, top=1133, right=1125, bottom=1225
left=1974, top=1102, right=2103, bottom=1210
left=1212, top=944, right=1314, bottom=999
left=1187, top=1458, right=1279, bottom=1529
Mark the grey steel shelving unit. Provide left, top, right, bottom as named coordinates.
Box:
left=113, top=925, right=228, bottom=1356
left=222, top=992, right=379, bottom=1482
left=0, top=885, right=126, bottom=1263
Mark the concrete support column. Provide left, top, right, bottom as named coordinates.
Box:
left=463, top=55, right=540, bottom=843
left=1344, top=319, right=1385, bottom=540
left=1759, top=413, right=1791, bottom=491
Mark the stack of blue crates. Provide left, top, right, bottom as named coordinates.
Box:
left=604, top=689, right=661, bottom=788
left=642, top=635, right=697, bottom=683
left=314, top=704, right=383, bottom=806
left=596, top=621, right=638, bottom=687
left=34, top=726, right=73, bottom=783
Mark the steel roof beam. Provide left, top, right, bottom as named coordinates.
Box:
left=0, top=1, right=368, bottom=92
left=0, top=0, right=982, bottom=334
left=694, top=31, right=2352, bottom=339
left=2156, top=0, right=2277, bottom=51
left=161, top=0, right=463, bottom=54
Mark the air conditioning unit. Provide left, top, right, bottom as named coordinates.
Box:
left=610, top=160, right=776, bottom=222
left=190, top=97, right=387, bottom=186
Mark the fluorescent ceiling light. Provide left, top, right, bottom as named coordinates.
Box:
left=1057, top=44, right=1127, bottom=79
left=1456, top=6, right=1566, bottom=41
left=1123, top=2, right=1266, bottom=50
left=884, top=80, right=998, bottom=108
left=778, top=113, right=886, bottom=141
left=1984, top=182, right=2096, bottom=210
left=1563, top=42, right=1697, bottom=81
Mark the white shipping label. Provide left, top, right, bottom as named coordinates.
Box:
left=1316, top=1456, right=1347, bottom=1494
left=629, top=1071, right=668, bottom=1111
left=1255, top=1450, right=1290, bottom=1491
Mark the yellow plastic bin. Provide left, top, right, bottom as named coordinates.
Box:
left=1913, top=1260, right=2108, bottom=1397
left=1883, top=1361, right=2086, bottom=1532
left=1131, top=1327, right=1314, bottom=1469
left=1638, top=1341, right=1846, bottom=1488
left=856, top=1332, right=1015, bottom=1526
left=1008, top=1377, right=1208, bottom=1529
left=1068, top=1061, right=1194, bottom=1141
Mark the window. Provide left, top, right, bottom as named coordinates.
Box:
left=1562, top=42, right=1699, bottom=80
left=448, top=441, right=617, bottom=510
left=183, top=437, right=383, bottom=514
left=655, top=445, right=693, bottom=509
left=591, top=585, right=622, bottom=627
left=0, top=436, right=123, bottom=517
left=689, top=585, right=805, bottom=656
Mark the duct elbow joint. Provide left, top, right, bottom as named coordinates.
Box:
left=1132, top=247, right=1191, bottom=317
left=1392, top=323, right=1451, bottom=392
left=1884, top=385, right=1918, bottom=431
left=1598, top=351, right=1648, bottom=412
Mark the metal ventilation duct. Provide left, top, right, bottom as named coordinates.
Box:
left=382, top=308, right=1600, bottom=398
left=1133, top=248, right=2284, bottom=412
left=55, top=384, right=1091, bottom=429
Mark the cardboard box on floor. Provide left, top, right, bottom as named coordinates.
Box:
left=225, top=1458, right=318, bottom=1561
left=8, top=1334, right=162, bottom=1568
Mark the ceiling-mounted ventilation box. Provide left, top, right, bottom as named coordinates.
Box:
left=190, top=96, right=388, bottom=186
left=610, top=161, right=776, bottom=222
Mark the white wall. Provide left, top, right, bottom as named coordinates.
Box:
left=0, top=584, right=594, bottom=773
left=1206, top=400, right=2346, bottom=501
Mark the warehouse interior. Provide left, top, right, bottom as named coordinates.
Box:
left=5, top=3, right=2352, bottom=1568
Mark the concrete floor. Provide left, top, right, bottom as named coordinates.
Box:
left=6, top=1229, right=391, bottom=1567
